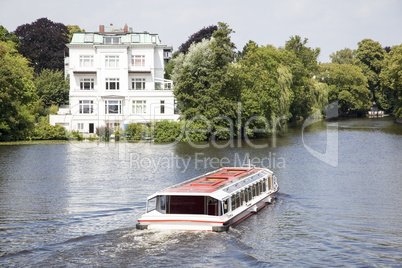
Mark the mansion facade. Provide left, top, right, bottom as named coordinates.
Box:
left=50, top=24, right=179, bottom=134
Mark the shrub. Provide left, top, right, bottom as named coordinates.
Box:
left=153, top=120, right=183, bottom=142
left=125, top=123, right=145, bottom=140
left=96, top=126, right=112, bottom=141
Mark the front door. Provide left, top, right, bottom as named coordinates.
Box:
left=89, top=123, right=94, bottom=134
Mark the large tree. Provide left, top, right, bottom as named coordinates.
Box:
left=34, top=69, right=69, bottom=106
left=14, top=18, right=69, bottom=74
left=178, top=25, right=217, bottom=54
left=354, top=39, right=385, bottom=107
left=0, top=40, right=36, bottom=141
left=319, top=63, right=370, bottom=116
left=284, top=35, right=324, bottom=119
left=330, top=48, right=355, bottom=65
left=380, top=44, right=402, bottom=118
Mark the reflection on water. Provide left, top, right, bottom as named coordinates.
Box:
left=0, top=117, right=401, bottom=267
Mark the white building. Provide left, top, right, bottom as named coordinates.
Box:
left=50, top=24, right=179, bottom=135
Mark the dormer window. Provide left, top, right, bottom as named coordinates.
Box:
left=104, top=36, right=120, bottom=44
left=84, top=34, right=94, bottom=43
left=132, top=35, right=140, bottom=43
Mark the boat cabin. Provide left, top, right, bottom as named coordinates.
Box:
left=145, top=168, right=276, bottom=217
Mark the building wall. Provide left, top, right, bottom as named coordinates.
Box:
left=50, top=26, right=178, bottom=134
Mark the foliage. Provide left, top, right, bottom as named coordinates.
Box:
left=0, top=25, right=20, bottom=48
left=236, top=40, right=258, bottom=60
left=236, top=45, right=290, bottom=124
left=125, top=122, right=147, bottom=140
left=153, top=120, right=182, bottom=143
left=319, top=63, right=370, bottom=115
left=31, top=116, right=67, bottom=140
left=67, top=25, right=85, bottom=41
left=380, top=44, right=402, bottom=117
left=0, top=40, right=37, bottom=141
left=96, top=126, right=112, bottom=141
left=50, top=104, right=59, bottom=115
left=284, top=35, right=324, bottom=120
left=173, top=22, right=238, bottom=139
left=178, top=25, right=217, bottom=54
left=34, top=68, right=69, bottom=106
left=14, top=18, right=69, bottom=74
left=330, top=48, right=355, bottom=64
left=354, top=39, right=385, bottom=107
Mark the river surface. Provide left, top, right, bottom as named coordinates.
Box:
left=0, top=117, right=401, bottom=267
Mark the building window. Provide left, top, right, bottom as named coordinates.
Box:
left=77, top=123, right=84, bottom=130
left=132, top=55, right=145, bottom=67
left=80, top=55, right=94, bottom=67
left=106, top=78, right=119, bottom=90
left=79, top=100, right=94, bottom=114
left=105, top=55, right=119, bottom=68
left=104, top=37, right=120, bottom=44
left=80, top=78, right=94, bottom=90
left=131, top=78, right=146, bottom=90
left=84, top=34, right=94, bottom=43
left=105, top=100, right=122, bottom=114
left=160, top=100, right=165, bottom=114
left=151, top=35, right=157, bottom=43
left=132, top=100, right=146, bottom=114
left=174, top=99, right=179, bottom=114
left=106, top=122, right=120, bottom=129
left=132, top=35, right=140, bottom=43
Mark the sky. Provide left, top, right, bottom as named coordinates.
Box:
left=1, top=0, right=402, bottom=62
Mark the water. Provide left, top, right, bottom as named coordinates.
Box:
left=1, top=117, right=401, bottom=267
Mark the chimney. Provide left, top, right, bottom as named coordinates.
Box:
left=99, top=25, right=105, bottom=33
left=124, top=24, right=128, bottom=32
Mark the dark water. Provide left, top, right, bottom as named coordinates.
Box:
left=1, top=117, right=401, bottom=267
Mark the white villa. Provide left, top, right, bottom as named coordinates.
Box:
left=50, top=24, right=179, bottom=135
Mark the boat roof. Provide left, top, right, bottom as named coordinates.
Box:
left=148, top=167, right=273, bottom=201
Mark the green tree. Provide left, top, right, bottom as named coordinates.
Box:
left=153, top=120, right=182, bottom=142
left=355, top=39, right=385, bottom=107
left=319, top=63, right=370, bottom=116
left=67, top=25, right=85, bottom=42
left=0, top=25, right=20, bottom=48
left=237, top=45, right=290, bottom=123
left=0, top=41, right=37, bottom=141
left=380, top=44, right=402, bottom=118
left=330, top=48, right=355, bottom=64
left=14, top=18, right=69, bottom=74
left=172, top=22, right=237, bottom=140
left=236, top=40, right=258, bottom=60
left=34, top=69, right=69, bottom=106
left=284, top=35, right=324, bottom=119
left=125, top=123, right=145, bottom=140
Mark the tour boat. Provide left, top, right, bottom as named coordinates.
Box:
left=136, top=166, right=279, bottom=232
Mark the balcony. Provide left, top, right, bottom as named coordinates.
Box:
left=155, top=78, right=173, bottom=90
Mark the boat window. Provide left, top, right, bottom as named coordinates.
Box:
left=245, top=189, right=249, bottom=202
left=147, top=197, right=157, bottom=212
left=168, top=195, right=206, bottom=214
left=160, top=195, right=166, bottom=211
left=222, top=199, right=228, bottom=214
left=248, top=187, right=252, bottom=200
left=231, top=196, right=235, bottom=211
left=207, top=197, right=219, bottom=216
left=235, top=193, right=240, bottom=209
left=240, top=190, right=244, bottom=205
left=263, top=179, right=267, bottom=192
left=268, top=175, right=272, bottom=190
